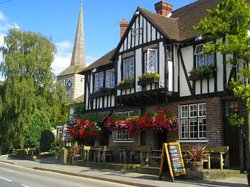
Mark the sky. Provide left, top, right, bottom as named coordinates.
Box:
left=0, top=0, right=196, bottom=77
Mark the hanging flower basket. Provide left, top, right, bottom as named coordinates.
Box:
left=104, top=107, right=178, bottom=135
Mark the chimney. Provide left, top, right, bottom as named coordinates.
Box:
left=120, top=18, right=129, bottom=38
left=155, top=0, right=173, bottom=17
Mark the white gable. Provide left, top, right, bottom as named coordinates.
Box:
left=119, top=14, right=163, bottom=53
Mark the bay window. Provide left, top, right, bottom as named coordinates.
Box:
left=94, top=71, right=104, bottom=92
left=105, top=68, right=115, bottom=88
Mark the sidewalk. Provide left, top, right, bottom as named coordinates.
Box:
left=0, top=155, right=248, bottom=187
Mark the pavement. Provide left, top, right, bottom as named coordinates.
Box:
left=0, top=155, right=248, bottom=187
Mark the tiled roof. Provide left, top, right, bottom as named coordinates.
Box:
left=73, top=95, right=84, bottom=104
left=57, top=64, right=85, bottom=77
left=81, top=49, right=116, bottom=73
left=139, top=0, right=220, bottom=41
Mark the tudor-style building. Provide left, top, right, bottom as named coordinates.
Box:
left=82, top=0, right=250, bottom=169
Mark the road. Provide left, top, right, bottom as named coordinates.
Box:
left=0, top=162, right=135, bottom=187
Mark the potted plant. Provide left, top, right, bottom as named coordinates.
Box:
left=138, top=72, right=160, bottom=85
left=189, top=68, right=199, bottom=80
left=187, top=144, right=207, bottom=171
left=117, top=78, right=135, bottom=90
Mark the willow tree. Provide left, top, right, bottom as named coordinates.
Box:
left=0, top=29, right=66, bottom=149
left=196, top=0, right=250, bottom=164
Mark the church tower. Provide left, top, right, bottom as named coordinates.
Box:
left=57, top=0, right=86, bottom=103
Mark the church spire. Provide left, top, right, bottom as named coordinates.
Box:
left=70, top=0, right=86, bottom=67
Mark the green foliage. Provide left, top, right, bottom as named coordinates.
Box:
left=51, top=139, right=65, bottom=159
left=24, top=110, right=51, bottom=149
left=0, top=29, right=67, bottom=150
left=39, top=130, right=55, bottom=152
left=196, top=0, right=250, bottom=112
left=119, top=78, right=135, bottom=85
left=189, top=65, right=217, bottom=79
left=138, top=72, right=160, bottom=80
left=227, top=113, right=245, bottom=127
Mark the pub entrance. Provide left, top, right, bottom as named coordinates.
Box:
left=224, top=101, right=240, bottom=168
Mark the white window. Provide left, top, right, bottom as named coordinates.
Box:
left=115, top=111, right=135, bottom=142
left=116, top=130, right=134, bottom=141
left=94, top=72, right=104, bottom=91
left=145, top=49, right=158, bottom=73
left=123, top=57, right=134, bottom=79
left=105, top=68, right=115, bottom=88
left=195, top=44, right=214, bottom=68
left=180, top=103, right=207, bottom=140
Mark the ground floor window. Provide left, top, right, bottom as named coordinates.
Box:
left=179, top=103, right=207, bottom=140
left=115, top=111, right=134, bottom=142
left=115, top=130, right=134, bottom=141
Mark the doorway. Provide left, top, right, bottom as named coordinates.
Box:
left=224, top=101, right=240, bottom=168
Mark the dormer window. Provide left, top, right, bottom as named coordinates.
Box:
left=123, top=57, right=134, bottom=79
left=145, top=49, right=158, bottom=73
left=195, top=44, right=214, bottom=68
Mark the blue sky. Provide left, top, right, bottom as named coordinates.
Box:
left=0, top=0, right=196, bottom=76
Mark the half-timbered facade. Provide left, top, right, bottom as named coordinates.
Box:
left=81, top=0, right=250, bottom=169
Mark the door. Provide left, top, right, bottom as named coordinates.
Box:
left=224, top=101, right=240, bottom=168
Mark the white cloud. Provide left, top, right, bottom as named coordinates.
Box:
left=52, top=41, right=73, bottom=76
left=0, top=12, right=6, bottom=21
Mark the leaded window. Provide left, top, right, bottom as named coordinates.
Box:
left=195, top=44, right=214, bottom=68
left=105, top=68, right=115, bottom=88
left=145, top=49, right=158, bottom=73
left=180, top=103, right=207, bottom=140
left=94, top=71, right=104, bottom=92
left=123, top=57, right=134, bottom=79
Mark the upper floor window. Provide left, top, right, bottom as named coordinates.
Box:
left=145, top=49, right=158, bottom=73
left=105, top=68, right=115, bottom=88
left=195, top=44, right=214, bottom=68
left=94, top=71, right=104, bottom=92
left=123, top=57, right=134, bottom=79
left=180, top=103, right=207, bottom=140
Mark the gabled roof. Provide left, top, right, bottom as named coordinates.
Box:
left=57, top=64, right=85, bottom=77
left=81, top=49, right=116, bottom=74
left=138, top=0, right=220, bottom=42
left=138, top=7, right=180, bottom=41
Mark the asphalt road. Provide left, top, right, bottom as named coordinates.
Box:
left=0, top=162, right=135, bottom=187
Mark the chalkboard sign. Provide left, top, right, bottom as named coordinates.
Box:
left=159, top=142, right=186, bottom=182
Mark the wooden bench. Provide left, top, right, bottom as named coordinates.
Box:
left=129, top=145, right=150, bottom=164
left=204, top=146, right=229, bottom=170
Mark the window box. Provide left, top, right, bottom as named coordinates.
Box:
left=189, top=66, right=216, bottom=81
left=138, top=72, right=160, bottom=85
left=89, top=88, right=115, bottom=98
left=116, top=82, right=134, bottom=90
left=116, top=78, right=135, bottom=90
left=138, top=77, right=159, bottom=85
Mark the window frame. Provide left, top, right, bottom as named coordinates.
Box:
left=122, top=57, right=135, bottom=79
left=195, top=44, right=215, bottom=68
left=105, top=68, right=115, bottom=89
left=94, top=71, right=104, bottom=92
left=179, top=103, right=207, bottom=141
left=144, top=49, right=158, bottom=73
